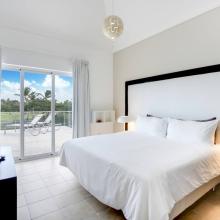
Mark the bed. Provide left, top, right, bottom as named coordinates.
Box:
left=60, top=131, right=220, bottom=220
left=60, top=64, right=220, bottom=220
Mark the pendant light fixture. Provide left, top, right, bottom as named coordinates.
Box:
left=103, top=0, right=124, bottom=40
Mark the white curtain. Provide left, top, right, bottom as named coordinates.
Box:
left=72, top=59, right=90, bottom=138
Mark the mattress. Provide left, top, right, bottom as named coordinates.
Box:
left=60, top=131, right=220, bottom=220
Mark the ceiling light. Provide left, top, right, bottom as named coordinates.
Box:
left=103, top=15, right=124, bottom=40
left=103, top=0, right=124, bottom=40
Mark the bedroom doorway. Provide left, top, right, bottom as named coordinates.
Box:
left=0, top=65, right=73, bottom=160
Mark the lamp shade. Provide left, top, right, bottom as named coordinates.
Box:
left=117, top=116, right=130, bottom=124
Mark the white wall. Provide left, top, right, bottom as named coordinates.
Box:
left=113, top=6, right=220, bottom=131
left=2, top=47, right=71, bottom=72
left=2, top=47, right=113, bottom=110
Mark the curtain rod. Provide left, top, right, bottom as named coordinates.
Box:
left=2, top=63, right=72, bottom=75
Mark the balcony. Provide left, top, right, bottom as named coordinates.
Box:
left=0, top=111, right=72, bottom=158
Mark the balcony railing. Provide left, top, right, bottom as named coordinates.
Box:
left=0, top=111, right=72, bottom=130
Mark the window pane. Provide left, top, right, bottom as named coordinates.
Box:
left=0, top=70, right=20, bottom=157
left=55, top=75, right=73, bottom=152
left=24, top=72, right=52, bottom=156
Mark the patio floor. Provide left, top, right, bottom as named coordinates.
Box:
left=0, top=126, right=72, bottom=158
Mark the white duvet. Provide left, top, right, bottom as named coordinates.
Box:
left=60, top=131, right=220, bottom=220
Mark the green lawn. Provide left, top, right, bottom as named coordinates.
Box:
left=0, top=112, right=35, bottom=129
left=0, top=112, right=20, bottom=122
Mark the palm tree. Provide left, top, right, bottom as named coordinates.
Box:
left=37, top=90, right=51, bottom=100
left=44, top=90, right=51, bottom=100
left=15, top=87, right=37, bottom=102
left=15, top=87, right=51, bottom=102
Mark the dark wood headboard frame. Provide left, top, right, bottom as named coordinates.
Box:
left=125, top=64, right=220, bottom=130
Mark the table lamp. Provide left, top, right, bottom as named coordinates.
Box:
left=117, top=116, right=130, bottom=131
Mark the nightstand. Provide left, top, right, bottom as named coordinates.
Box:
left=90, top=110, right=115, bottom=135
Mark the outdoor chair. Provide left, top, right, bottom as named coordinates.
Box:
left=4, top=114, right=44, bottom=135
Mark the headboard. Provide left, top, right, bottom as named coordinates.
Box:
left=125, top=64, right=220, bottom=142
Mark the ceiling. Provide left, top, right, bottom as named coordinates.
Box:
left=0, top=0, right=112, bottom=54
left=0, top=0, right=220, bottom=55
left=113, top=0, right=220, bottom=51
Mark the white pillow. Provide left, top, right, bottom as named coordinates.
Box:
left=167, top=118, right=218, bottom=145
left=135, top=115, right=168, bottom=137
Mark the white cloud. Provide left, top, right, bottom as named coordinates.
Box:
left=42, top=75, right=51, bottom=88
left=2, top=80, right=20, bottom=91
left=54, top=76, right=72, bottom=102
left=1, top=80, right=20, bottom=100
left=24, top=80, right=31, bottom=87
left=42, top=75, right=70, bottom=89
left=55, top=75, right=70, bottom=89
left=55, top=88, right=72, bottom=102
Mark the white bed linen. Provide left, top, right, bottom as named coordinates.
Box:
left=60, top=132, right=220, bottom=220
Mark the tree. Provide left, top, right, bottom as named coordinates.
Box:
left=4, top=86, right=70, bottom=113
left=24, top=87, right=32, bottom=101
left=15, top=87, right=38, bottom=102
left=37, top=90, right=51, bottom=100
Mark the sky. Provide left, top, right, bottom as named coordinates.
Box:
left=1, top=70, right=73, bottom=102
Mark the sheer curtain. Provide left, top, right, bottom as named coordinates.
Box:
left=72, top=59, right=90, bottom=138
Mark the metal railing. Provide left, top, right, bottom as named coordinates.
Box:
left=0, top=111, right=72, bottom=130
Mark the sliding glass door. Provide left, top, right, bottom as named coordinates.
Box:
left=55, top=74, right=73, bottom=152
left=0, top=67, right=73, bottom=160
left=0, top=69, right=21, bottom=157
left=24, top=72, right=52, bottom=156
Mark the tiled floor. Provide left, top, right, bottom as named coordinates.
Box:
left=16, top=157, right=124, bottom=220
left=1, top=126, right=72, bottom=157
left=17, top=157, right=220, bottom=220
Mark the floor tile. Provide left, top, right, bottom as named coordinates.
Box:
left=24, top=187, right=51, bottom=204
left=17, top=162, right=36, bottom=170
left=206, top=191, right=220, bottom=205
left=54, top=188, right=91, bottom=208
left=17, top=183, right=24, bottom=195
left=18, top=174, right=41, bottom=184
left=61, top=199, right=96, bottom=220
left=34, top=210, right=66, bottom=220
left=39, top=170, right=61, bottom=178
left=17, top=168, right=36, bottom=177
left=175, top=210, right=199, bottom=220
left=43, top=175, right=65, bottom=186
left=17, top=206, right=31, bottom=220
left=192, top=200, right=220, bottom=220
left=61, top=173, right=75, bottom=181
left=35, top=164, right=58, bottom=173
left=97, top=208, right=125, bottom=220
left=22, top=180, right=45, bottom=193
left=18, top=194, right=27, bottom=208
left=48, top=180, right=80, bottom=196
left=86, top=196, right=109, bottom=213
left=28, top=198, right=58, bottom=219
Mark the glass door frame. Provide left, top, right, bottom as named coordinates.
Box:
left=2, top=64, right=72, bottom=161
left=53, top=72, right=73, bottom=153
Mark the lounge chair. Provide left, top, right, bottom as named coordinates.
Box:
left=4, top=113, right=61, bottom=136
left=4, top=114, right=44, bottom=134
left=38, top=113, right=61, bottom=133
